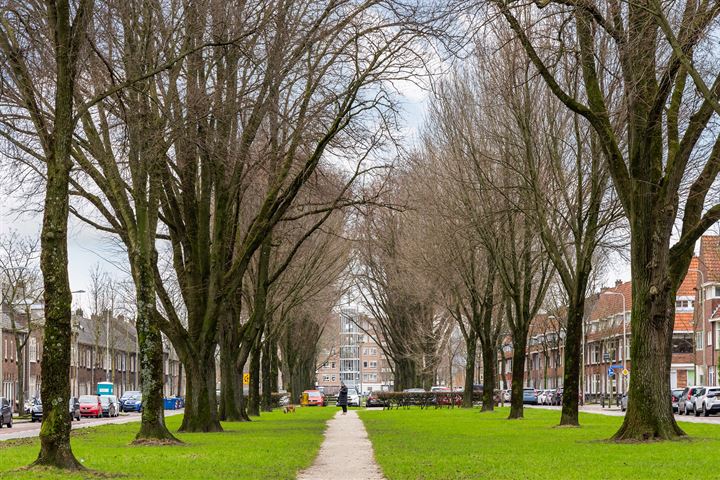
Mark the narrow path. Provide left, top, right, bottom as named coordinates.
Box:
left=297, top=410, right=385, bottom=480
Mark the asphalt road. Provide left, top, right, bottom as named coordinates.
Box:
left=0, top=409, right=184, bottom=441
left=528, top=404, right=720, bottom=424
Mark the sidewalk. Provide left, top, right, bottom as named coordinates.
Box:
left=297, top=410, right=385, bottom=480
left=529, top=404, right=720, bottom=424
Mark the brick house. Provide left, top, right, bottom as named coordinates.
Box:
left=1, top=304, right=183, bottom=408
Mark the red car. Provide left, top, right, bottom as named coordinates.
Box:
left=301, top=390, right=326, bottom=406
left=79, top=395, right=103, bottom=418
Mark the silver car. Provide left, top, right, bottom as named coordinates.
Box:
left=347, top=388, right=361, bottom=407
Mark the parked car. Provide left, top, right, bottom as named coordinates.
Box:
left=100, top=395, right=118, bottom=417
left=120, top=392, right=143, bottom=412
left=346, top=388, right=360, bottom=407
left=550, top=388, right=563, bottom=406
left=0, top=396, right=12, bottom=428
left=522, top=388, right=539, bottom=405
left=501, top=389, right=511, bottom=402
left=69, top=397, right=81, bottom=421
left=79, top=395, right=103, bottom=418
left=30, top=397, right=43, bottom=422
left=539, top=390, right=555, bottom=405
left=365, top=391, right=389, bottom=408
left=677, top=386, right=703, bottom=415
left=671, top=388, right=684, bottom=412
left=692, top=387, right=720, bottom=417
left=301, top=390, right=326, bottom=406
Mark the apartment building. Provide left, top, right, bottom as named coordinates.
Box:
left=316, top=309, right=393, bottom=395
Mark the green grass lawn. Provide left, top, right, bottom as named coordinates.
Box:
left=0, top=407, right=336, bottom=479
left=358, top=407, right=720, bottom=480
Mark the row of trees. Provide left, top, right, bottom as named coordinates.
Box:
left=0, top=0, right=454, bottom=470
left=351, top=0, right=720, bottom=443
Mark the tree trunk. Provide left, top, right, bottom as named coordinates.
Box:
left=394, top=358, right=418, bottom=391
left=508, top=332, right=528, bottom=419
left=218, top=312, right=246, bottom=422
left=247, top=341, right=261, bottom=416
left=132, top=257, right=179, bottom=443
left=481, top=342, right=497, bottom=412
left=612, top=268, right=684, bottom=440
left=179, top=357, right=222, bottom=432
left=261, top=339, right=273, bottom=412
left=559, top=291, right=585, bottom=427
left=33, top=1, right=83, bottom=468
left=462, top=331, right=476, bottom=408
left=15, top=339, right=25, bottom=415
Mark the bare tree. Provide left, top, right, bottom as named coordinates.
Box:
left=0, top=231, right=43, bottom=413
left=0, top=0, right=93, bottom=468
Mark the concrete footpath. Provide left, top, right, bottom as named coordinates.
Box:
left=297, top=410, right=385, bottom=480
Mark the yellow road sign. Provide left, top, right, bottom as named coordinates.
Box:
left=622, top=368, right=629, bottom=376
left=243, top=373, right=250, bottom=385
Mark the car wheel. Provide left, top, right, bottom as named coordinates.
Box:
left=694, top=406, right=700, bottom=417
left=703, top=404, right=709, bottom=417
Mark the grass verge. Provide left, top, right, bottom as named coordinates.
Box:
left=358, top=407, right=720, bottom=479
left=0, top=407, right=336, bottom=479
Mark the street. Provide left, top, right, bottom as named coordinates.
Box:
left=0, top=410, right=184, bottom=442
left=528, top=404, right=720, bottom=424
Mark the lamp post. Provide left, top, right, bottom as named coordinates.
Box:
left=600, top=290, right=627, bottom=395
left=687, top=268, right=706, bottom=385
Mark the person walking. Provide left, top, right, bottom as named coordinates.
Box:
left=337, top=382, right=348, bottom=415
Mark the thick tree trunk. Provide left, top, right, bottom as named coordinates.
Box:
left=33, top=1, right=83, bottom=467
left=247, top=342, right=261, bottom=416
left=15, top=340, right=25, bottom=414
left=462, top=332, right=476, bottom=408
left=559, top=292, right=585, bottom=427
left=508, top=332, right=528, bottom=419
left=218, top=313, right=247, bottom=422
left=133, top=258, right=178, bottom=443
left=179, top=357, right=222, bottom=432
left=261, top=339, right=273, bottom=412
left=613, top=271, right=684, bottom=440
left=394, top=358, right=418, bottom=391
left=481, top=342, right=497, bottom=412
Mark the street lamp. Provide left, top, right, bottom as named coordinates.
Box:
left=600, top=290, right=627, bottom=395
left=687, top=268, right=706, bottom=385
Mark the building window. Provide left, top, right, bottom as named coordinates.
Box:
left=715, top=322, right=720, bottom=351
left=29, top=337, right=37, bottom=362
left=369, top=361, right=377, bottom=368
left=714, top=286, right=720, bottom=298
left=322, top=375, right=330, bottom=382
left=331, top=362, right=336, bottom=369
left=696, top=331, right=704, bottom=350
left=331, top=375, right=336, bottom=382
left=672, top=334, right=693, bottom=354
left=675, top=299, right=693, bottom=311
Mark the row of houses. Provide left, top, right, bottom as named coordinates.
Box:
left=503, top=235, right=720, bottom=395
left=0, top=304, right=183, bottom=408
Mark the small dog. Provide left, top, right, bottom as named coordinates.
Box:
left=283, top=404, right=296, bottom=414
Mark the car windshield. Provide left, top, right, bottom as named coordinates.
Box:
left=79, top=395, right=96, bottom=403
left=307, top=392, right=321, bottom=398
left=708, top=389, right=720, bottom=395
left=348, top=389, right=358, bottom=395
left=100, top=396, right=111, bottom=405
left=122, top=392, right=141, bottom=399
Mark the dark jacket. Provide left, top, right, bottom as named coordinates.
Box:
left=336, top=385, right=348, bottom=406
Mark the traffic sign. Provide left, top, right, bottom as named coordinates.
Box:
left=622, top=368, right=629, bottom=376
left=243, top=373, right=250, bottom=385
left=608, top=368, right=615, bottom=378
